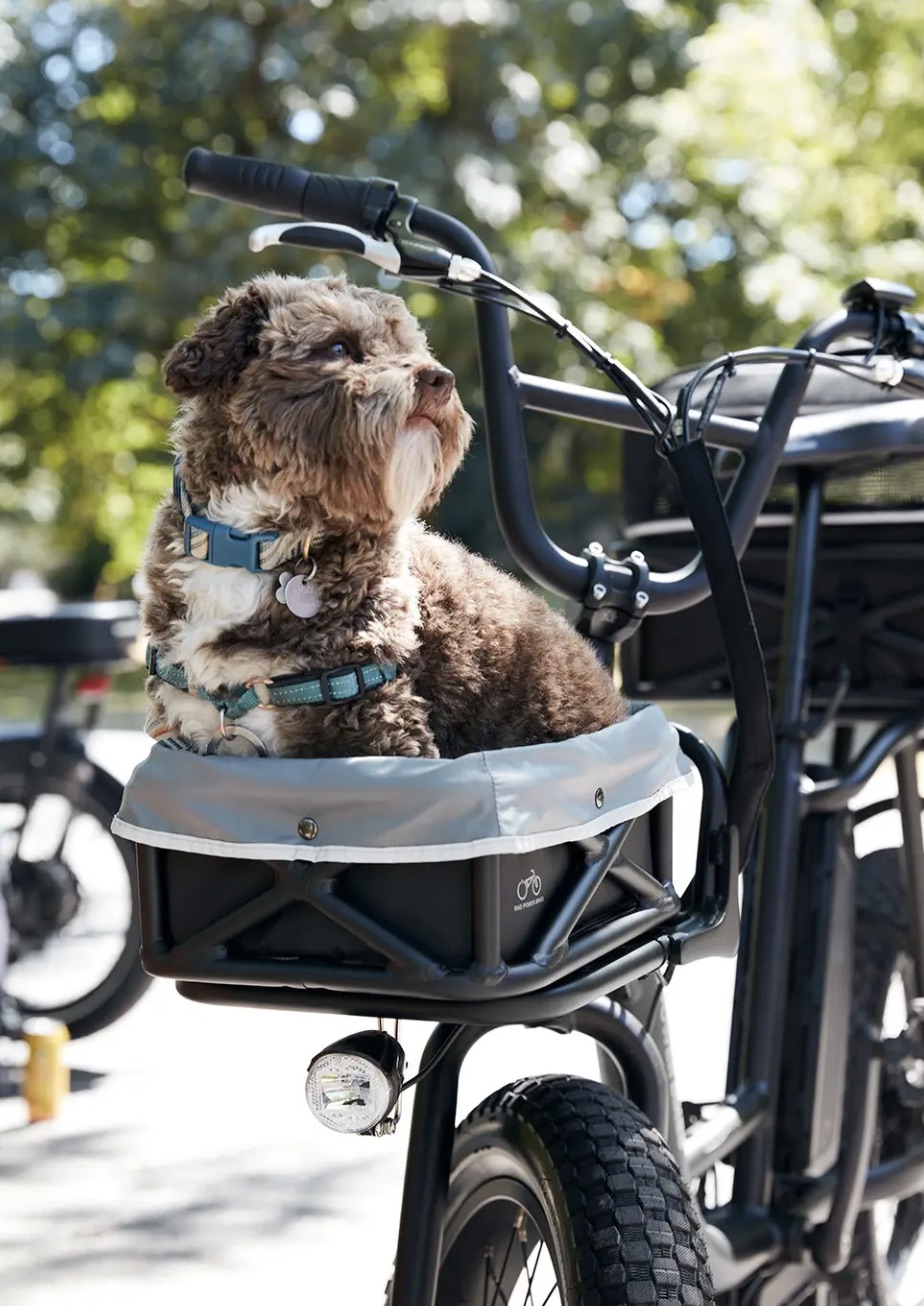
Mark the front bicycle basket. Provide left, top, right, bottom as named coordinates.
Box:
left=114, top=705, right=694, bottom=1010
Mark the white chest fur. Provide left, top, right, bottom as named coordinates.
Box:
left=149, top=491, right=424, bottom=755
left=161, top=482, right=302, bottom=690
left=164, top=557, right=269, bottom=685
left=154, top=482, right=305, bottom=752
left=157, top=558, right=287, bottom=753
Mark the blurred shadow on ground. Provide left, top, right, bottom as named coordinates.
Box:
left=0, top=1062, right=106, bottom=1098
left=0, top=1133, right=361, bottom=1287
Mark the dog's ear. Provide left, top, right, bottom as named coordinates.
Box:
left=163, top=283, right=270, bottom=398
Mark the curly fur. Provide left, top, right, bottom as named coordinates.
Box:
left=141, top=274, right=625, bottom=758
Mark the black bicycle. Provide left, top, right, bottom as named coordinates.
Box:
left=0, top=600, right=152, bottom=1038
left=122, top=148, right=924, bottom=1306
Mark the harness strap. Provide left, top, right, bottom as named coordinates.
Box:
left=146, top=645, right=399, bottom=719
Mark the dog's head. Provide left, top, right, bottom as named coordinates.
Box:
left=163, top=274, right=473, bottom=530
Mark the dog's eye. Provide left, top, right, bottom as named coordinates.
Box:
left=320, top=340, right=356, bottom=360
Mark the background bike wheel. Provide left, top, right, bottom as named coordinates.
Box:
left=1, top=759, right=151, bottom=1039
left=833, top=847, right=924, bottom=1306
left=434, top=1074, right=713, bottom=1306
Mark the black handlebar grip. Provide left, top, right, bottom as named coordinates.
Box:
left=182, top=148, right=399, bottom=232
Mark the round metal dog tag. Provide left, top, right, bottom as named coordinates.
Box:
left=205, top=724, right=268, bottom=757
left=283, top=574, right=323, bottom=619
left=275, top=570, right=322, bottom=620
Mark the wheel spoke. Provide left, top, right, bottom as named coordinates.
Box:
left=518, top=1230, right=532, bottom=1304
left=518, top=1228, right=543, bottom=1306
left=486, top=1221, right=516, bottom=1306
left=485, top=1259, right=511, bottom=1306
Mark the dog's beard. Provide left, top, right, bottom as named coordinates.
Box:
left=386, top=419, right=440, bottom=522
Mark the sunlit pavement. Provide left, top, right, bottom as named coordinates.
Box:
left=0, top=728, right=907, bottom=1305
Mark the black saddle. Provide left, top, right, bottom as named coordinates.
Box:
left=0, top=600, right=139, bottom=668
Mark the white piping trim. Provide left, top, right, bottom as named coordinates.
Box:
left=111, top=769, right=695, bottom=865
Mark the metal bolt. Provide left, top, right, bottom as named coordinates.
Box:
left=634, top=590, right=650, bottom=610
left=630, top=550, right=646, bottom=565
left=587, top=541, right=604, bottom=555
left=297, top=817, right=319, bottom=841
left=591, top=583, right=607, bottom=602
left=594, top=788, right=605, bottom=809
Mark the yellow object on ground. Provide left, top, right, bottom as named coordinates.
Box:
left=22, top=1017, right=70, bottom=1122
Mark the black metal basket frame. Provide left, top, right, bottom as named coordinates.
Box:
left=136, top=730, right=734, bottom=1026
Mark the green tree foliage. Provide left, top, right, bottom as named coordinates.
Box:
left=2, top=0, right=923, bottom=594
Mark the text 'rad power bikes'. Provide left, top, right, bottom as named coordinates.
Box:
left=117, top=148, right=924, bottom=1306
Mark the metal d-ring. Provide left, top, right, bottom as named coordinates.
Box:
left=205, top=706, right=269, bottom=757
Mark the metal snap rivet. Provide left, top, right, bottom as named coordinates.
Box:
left=594, top=788, right=605, bottom=809
left=297, top=817, right=319, bottom=841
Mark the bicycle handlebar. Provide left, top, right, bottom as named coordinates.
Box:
left=183, top=147, right=401, bottom=233
left=180, top=148, right=915, bottom=615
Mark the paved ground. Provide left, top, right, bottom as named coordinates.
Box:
left=0, top=728, right=905, bottom=1305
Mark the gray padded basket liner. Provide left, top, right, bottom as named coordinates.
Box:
left=113, top=704, right=693, bottom=864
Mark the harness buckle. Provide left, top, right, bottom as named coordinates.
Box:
left=183, top=514, right=280, bottom=571
left=318, top=664, right=367, bottom=705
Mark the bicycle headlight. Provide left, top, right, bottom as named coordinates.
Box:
left=305, top=1030, right=405, bottom=1135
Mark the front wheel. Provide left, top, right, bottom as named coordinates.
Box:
left=435, top=1075, right=714, bottom=1306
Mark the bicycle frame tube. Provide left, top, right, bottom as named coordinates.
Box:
left=390, top=1023, right=487, bottom=1306
left=730, top=470, right=826, bottom=1209
left=895, top=742, right=924, bottom=992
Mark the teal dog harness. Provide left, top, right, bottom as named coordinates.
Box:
left=148, top=462, right=400, bottom=752
left=146, top=645, right=399, bottom=718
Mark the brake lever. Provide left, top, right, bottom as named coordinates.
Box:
left=249, top=221, right=402, bottom=273
left=249, top=220, right=483, bottom=284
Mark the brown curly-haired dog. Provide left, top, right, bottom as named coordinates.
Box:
left=141, top=273, right=625, bottom=758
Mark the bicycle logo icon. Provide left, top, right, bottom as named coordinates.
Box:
left=516, top=870, right=542, bottom=901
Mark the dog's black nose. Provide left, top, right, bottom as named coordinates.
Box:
left=416, top=365, right=455, bottom=393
